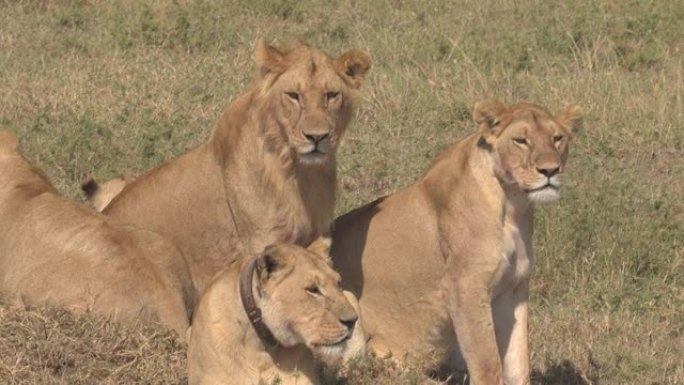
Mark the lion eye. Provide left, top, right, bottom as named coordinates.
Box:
left=553, top=135, right=564, bottom=143
left=285, top=92, right=300, bottom=102
left=326, top=91, right=340, bottom=101
left=513, top=138, right=528, bottom=146
left=305, top=285, right=321, bottom=295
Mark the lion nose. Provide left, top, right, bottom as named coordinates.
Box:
left=537, top=166, right=560, bottom=178
left=304, top=133, right=329, bottom=144
left=340, top=315, right=358, bottom=332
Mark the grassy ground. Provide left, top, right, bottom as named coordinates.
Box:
left=0, top=0, right=682, bottom=384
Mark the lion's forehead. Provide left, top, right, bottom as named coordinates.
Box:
left=304, top=259, right=341, bottom=284
left=505, top=117, right=566, bottom=139
left=280, top=70, right=345, bottom=93
left=281, top=249, right=341, bottom=282
left=277, top=55, right=345, bottom=91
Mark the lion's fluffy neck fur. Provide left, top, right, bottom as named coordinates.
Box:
left=188, top=262, right=318, bottom=385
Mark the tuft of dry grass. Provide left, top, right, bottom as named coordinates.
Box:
left=0, top=0, right=682, bottom=384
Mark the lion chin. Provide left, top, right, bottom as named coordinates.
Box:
left=298, top=151, right=329, bottom=166
left=526, top=185, right=561, bottom=203
left=311, top=341, right=349, bottom=362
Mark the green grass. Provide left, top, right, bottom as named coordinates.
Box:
left=1, top=0, right=682, bottom=384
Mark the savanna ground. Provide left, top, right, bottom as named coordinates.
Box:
left=0, top=0, right=682, bottom=384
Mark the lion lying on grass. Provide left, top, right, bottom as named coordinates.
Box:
left=102, top=39, right=371, bottom=293
left=331, top=101, right=582, bottom=385
left=0, top=130, right=196, bottom=335
left=187, top=238, right=365, bottom=385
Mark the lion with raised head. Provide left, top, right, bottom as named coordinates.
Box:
left=0, top=130, right=196, bottom=335
left=331, top=101, right=582, bottom=385
left=102, top=40, right=371, bottom=293
left=187, top=238, right=366, bottom=385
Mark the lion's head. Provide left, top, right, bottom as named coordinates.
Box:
left=474, top=101, right=582, bottom=203
left=254, top=40, right=371, bottom=166
left=254, top=238, right=358, bottom=359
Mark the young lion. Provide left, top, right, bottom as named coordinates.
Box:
left=187, top=238, right=365, bottom=385
left=331, top=101, right=582, bottom=385
left=0, top=130, right=196, bottom=335
left=102, top=40, right=371, bottom=293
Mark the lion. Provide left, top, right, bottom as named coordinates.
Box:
left=331, top=101, right=582, bottom=384
left=187, top=238, right=366, bottom=385
left=102, top=39, right=371, bottom=293
left=0, top=130, right=196, bottom=335
left=81, top=175, right=131, bottom=212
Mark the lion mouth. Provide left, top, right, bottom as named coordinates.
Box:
left=298, top=148, right=328, bottom=165
left=525, top=183, right=558, bottom=193
left=304, top=148, right=327, bottom=156
left=312, top=333, right=352, bottom=349
left=310, top=338, right=349, bottom=358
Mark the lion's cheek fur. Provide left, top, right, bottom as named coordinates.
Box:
left=260, top=102, right=297, bottom=158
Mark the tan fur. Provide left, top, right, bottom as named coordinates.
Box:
left=0, top=130, right=196, bottom=335
left=187, top=239, right=365, bottom=385
left=331, top=101, right=582, bottom=385
left=103, top=40, right=371, bottom=292
left=82, top=176, right=131, bottom=212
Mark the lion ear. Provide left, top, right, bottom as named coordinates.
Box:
left=0, top=130, right=19, bottom=151
left=473, top=100, right=508, bottom=138
left=555, top=104, right=583, bottom=137
left=307, top=236, right=332, bottom=263
left=256, top=245, right=292, bottom=281
left=254, top=38, right=287, bottom=77
left=335, top=49, right=371, bottom=89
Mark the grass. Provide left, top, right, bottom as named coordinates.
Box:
left=0, top=0, right=682, bottom=384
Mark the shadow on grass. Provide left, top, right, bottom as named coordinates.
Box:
left=321, top=352, right=597, bottom=385
left=531, top=359, right=596, bottom=385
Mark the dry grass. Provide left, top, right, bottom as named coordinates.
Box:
left=0, top=305, right=186, bottom=385
left=0, top=0, right=682, bottom=384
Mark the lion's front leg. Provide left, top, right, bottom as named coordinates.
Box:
left=448, top=278, right=504, bottom=385
left=493, top=282, right=530, bottom=385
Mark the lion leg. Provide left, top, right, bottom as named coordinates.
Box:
left=493, top=282, right=530, bottom=385
left=448, top=281, right=504, bottom=385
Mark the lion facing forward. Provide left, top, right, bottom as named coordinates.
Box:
left=331, top=101, right=582, bottom=385
left=187, top=238, right=365, bottom=385
left=103, top=40, right=371, bottom=292
left=0, top=130, right=195, bottom=335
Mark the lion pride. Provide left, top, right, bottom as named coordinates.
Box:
left=103, top=40, right=371, bottom=292
left=0, top=130, right=195, bottom=334
left=331, top=101, right=582, bottom=384
left=187, top=238, right=366, bottom=385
